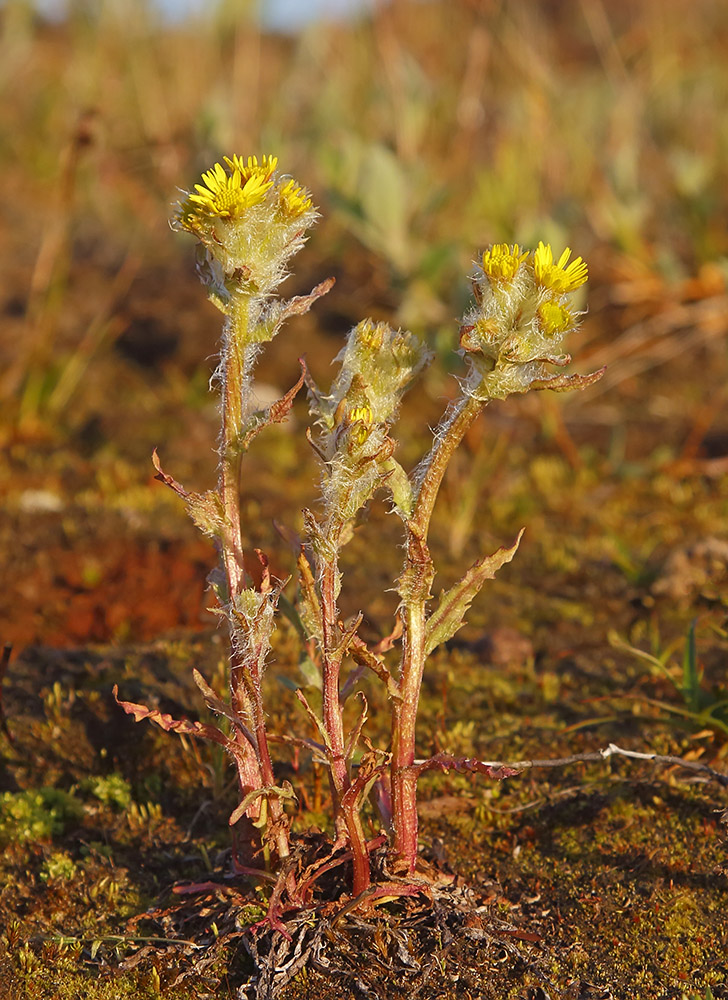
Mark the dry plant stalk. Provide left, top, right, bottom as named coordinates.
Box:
left=115, top=154, right=602, bottom=910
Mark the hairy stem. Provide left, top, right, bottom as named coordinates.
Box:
left=319, top=533, right=350, bottom=839
left=341, top=787, right=373, bottom=896
left=220, top=302, right=249, bottom=600
left=392, top=391, right=486, bottom=870
left=412, top=393, right=486, bottom=540
left=317, top=520, right=371, bottom=889
left=221, top=295, right=288, bottom=859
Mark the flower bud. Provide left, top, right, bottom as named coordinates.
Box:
left=344, top=404, right=374, bottom=447
left=330, top=320, right=433, bottom=426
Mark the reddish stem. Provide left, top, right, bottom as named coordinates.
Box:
left=341, top=790, right=372, bottom=896
left=220, top=303, right=289, bottom=860
left=391, top=393, right=485, bottom=870
left=319, top=554, right=350, bottom=837
left=318, top=532, right=371, bottom=891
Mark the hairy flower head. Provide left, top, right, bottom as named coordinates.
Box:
left=355, top=319, right=385, bottom=352
left=533, top=242, right=588, bottom=294
left=482, top=244, right=529, bottom=283
left=173, top=154, right=318, bottom=295
left=460, top=240, right=601, bottom=400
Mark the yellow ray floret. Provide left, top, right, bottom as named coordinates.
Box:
left=534, top=242, right=588, bottom=293
left=482, top=244, right=529, bottom=282
left=181, top=157, right=275, bottom=224
left=223, top=153, right=278, bottom=181
left=537, top=300, right=574, bottom=336
left=277, top=178, right=314, bottom=218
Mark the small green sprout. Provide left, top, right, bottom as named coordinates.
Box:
left=610, top=620, right=728, bottom=738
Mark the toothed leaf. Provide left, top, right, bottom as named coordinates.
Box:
left=530, top=367, right=605, bottom=392
left=424, top=530, right=524, bottom=656
left=295, top=546, right=324, bottom=645
left=381, top=456, right=414, bottom=519
left=152, top=450, right=228, bottom=540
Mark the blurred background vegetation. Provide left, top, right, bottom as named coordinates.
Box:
left=2, top=0, right=727, bottom=426
left=1, top=0, right=727, bottom=651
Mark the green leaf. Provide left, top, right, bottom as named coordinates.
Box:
left=381, top=456, right=414, bottom=519
left=228, top=782, right=297, bottom=828
left=633, top=696, right=728, bottom=739
left=424, top=530, right=523, bottom=656
left=681, top=619, right=703, bottom=712
left=298, top=655, right=322, bottom=691
left=152, top=449, right=228, bottom=541
left=608, top=629, right=678, bottom=679
left=185, top=490, right=227, bottom=540
left=295, top=544, right=324, bottom=645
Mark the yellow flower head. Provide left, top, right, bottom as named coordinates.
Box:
left=533, top=242, right=588, bottom=294
left=177, top=156, right=276, bottom=227
left=482, top=244, right=529, bottom=283
left=277, top=178, right=314, bottom=219
left=537, top=300, right=574, bottom=337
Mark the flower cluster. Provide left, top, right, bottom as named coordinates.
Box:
left=175, top=154, right=317, bottom=296
left=460, top=241, right=596, bottom=399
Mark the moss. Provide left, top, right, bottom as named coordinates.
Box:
left=39, top=850, right=77, bottom=883
left=82, top=773, right=133, bottom=811
left=0, top=788, right=84, bottom=847
left=6, top=962, right=198, bottom=1000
